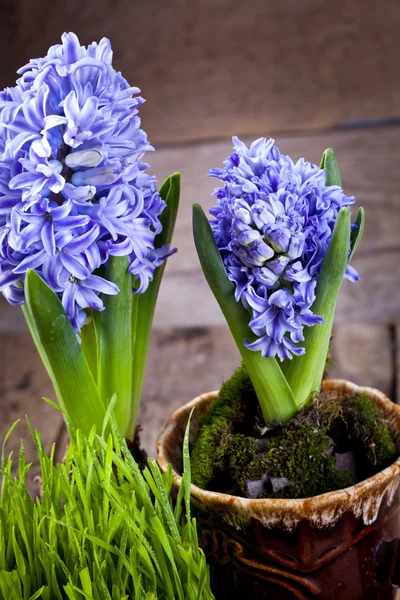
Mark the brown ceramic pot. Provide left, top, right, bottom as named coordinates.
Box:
left=157, top=380, right=400, bottom=599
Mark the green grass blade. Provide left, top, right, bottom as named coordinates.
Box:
left=193, top=203, right=296, bottom=423
left=0, top=409, right=214, bottom=600
left=24, top=269, right=106, bottom=437
left=94, top=256, right=133, bottom=437
left=129, top=173, right=180, bottom=436
left=28, top=587, right=45, bottom=600
left=183, top=408, right=194, bottom=526
left=1, top=420, right=20, bottom=470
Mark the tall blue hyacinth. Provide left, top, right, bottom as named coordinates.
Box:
left=209, top=137, right=359, bottom=361
left=0, top=32, right=173, bottom=332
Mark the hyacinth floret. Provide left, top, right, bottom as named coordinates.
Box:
left=209, top=137, right=358, bottom=360
left=0, top=32, right=174, bottom=331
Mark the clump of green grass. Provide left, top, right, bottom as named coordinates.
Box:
left=0, top=411, right=213, bottom=600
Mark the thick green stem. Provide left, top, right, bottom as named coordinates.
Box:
left=193, top=203, right=296, bottom=423
left=94, top=256, right=133, bottom=438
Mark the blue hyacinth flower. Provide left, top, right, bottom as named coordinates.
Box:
left=0, top=32, right=174, bottom=332
left=208, top=137, right=359, bottom=360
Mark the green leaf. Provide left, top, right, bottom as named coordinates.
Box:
left=42, top=397, right=64, bottom=413
left=193, top=203, right=296, bottom=423
left=183, top=408, right=194, bottom=525
left=129, top=173, right=180, bottom=437
left=285, top=207, right=351, bottom=407
left=94, top=256, right=133, bottom=437
left=24, top=269, right=106, bottom=437
left=349, top=206, right=365, bottom=261
left=1, top=420, right=20, bottom=468
left=79, top=568, right=93, bottom=597
left=28, top=587, right=45, bottom=600
left=320, top=148, right=342, bottom=186
left=79, top=314, right=98, bottom=381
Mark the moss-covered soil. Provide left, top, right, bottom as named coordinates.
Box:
left=190, top=365, right=398, bottom=499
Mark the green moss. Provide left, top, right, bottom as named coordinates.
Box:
left=239, top=424, right=353, bottom=499
left=191, top=364, right=255, bottom=488
left=343, top=394, right=397, bottom=474
left=191, top=371, right=397, bottom=499
left=214, top=432, right=256, bottom=481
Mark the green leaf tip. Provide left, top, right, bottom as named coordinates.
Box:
left=349, top=206, right=365, bottom=261
left=158, top=173, right=180, bottom=248
left=320, top=148, right=342, bottom=187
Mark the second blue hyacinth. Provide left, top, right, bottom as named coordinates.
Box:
left=208, top=137, right=359, bottom=360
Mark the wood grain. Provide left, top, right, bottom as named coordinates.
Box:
left=0, top=0, right=399, bottom=144
left=329, top=324, right=394, bottom=400
left=0, top=333, right=63, bottom=483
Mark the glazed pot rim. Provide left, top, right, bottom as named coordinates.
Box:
left=157, top=379, right=400, bottom=529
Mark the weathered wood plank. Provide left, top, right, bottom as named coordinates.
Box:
left=329, top=324, right=395, bottom=400
left=138, top=327, right=240, bottom=455
left=0, top=1, right=399, bottom=144
left=0, top=333, right=64, bottom=481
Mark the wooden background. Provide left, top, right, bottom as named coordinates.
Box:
left=0, top=1, right=399, bottom=484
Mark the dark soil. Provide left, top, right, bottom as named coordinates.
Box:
left=127, top=424, right=148, bottom=469
left=190, top=365, right=398, bottom=499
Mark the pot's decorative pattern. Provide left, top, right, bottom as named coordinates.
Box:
left=157, top=380, right=400, bottom=599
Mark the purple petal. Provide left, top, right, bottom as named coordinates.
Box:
left=13, top=249, right=47, bottom=274
left=60, top=252, right=90, bottom=279
left=83, top=274, right=119, bottom=295
left=41, top=221, right=56, bottom=256
left=344, top=264, right=360, bottom=282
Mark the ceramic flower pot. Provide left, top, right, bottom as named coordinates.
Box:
left=157, top=379, right=400, bottom=599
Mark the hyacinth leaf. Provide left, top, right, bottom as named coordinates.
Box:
left=320, top=147, right=342, bottom=187
left=285, top=207, right=351, bottom=408
left=129, top=173, right=180, bottom=437
left=93, top=255, right=133, bottom=438
left=193, top=203, right=297, bottom=423
left=79, top=313, right=98, bottom=380
left=23, top=269, right=106, bottom=437
left=349, top=206, right=365, bottom=261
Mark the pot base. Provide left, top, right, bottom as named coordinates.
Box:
left=198, top=496, right=399, bottom=599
